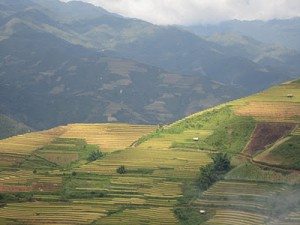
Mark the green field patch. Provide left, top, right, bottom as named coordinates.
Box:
left=226, top=163, right=300, bottom=184
left=150, top=107, right=256, bottom=154
left=254, top=135, right=300, bottom=170
left=33, top=138, right=101, bottom=168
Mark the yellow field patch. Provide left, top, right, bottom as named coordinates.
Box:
left=98, top=207, right=179, bottom=225
left=60, top=123, right=156, bottom=152
left=79, top=148, right=211, bottom=178
left=0, top=202, right=108, bottom=225
left=0, top=127, right=66, bottom=155
left=38, top=152, right=79, bottom=166
left=234, top=101, right=300, bottom=122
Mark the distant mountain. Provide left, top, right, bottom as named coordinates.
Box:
left=1, top=0, right=296, bottom=91
left=0, top=114, right=30, bottom=139
left=203, top=33, right=300, bottom=81
left=0, top=0, right=299, bottom=129
left=186, top=18, right=300, bottom=51
left=0, top=20, right=241, bottom=129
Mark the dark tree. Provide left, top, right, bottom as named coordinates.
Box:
left=87, top=150, right=103, bottom=162
left=116, top=165, right=126, bottom=174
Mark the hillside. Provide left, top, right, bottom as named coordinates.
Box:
left=0, top=0, right=247, bottom=130
left=0, top=114, right=31, bottom=139
left=0, top=0, right=299, bottom=132
left=0, top=80, right=299, bottom=225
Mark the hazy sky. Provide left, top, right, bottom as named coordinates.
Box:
left=62, top=0, right=300, bottom=25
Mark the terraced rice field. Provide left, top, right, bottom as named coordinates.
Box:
left=226, top=163, right=300, bottom=184
left=60, top=124, right=156, bottom=152
left=253, top=132, right=300, bottom=169
left=232, top=81, right=300, bottom=122
left=268, top=211, right=300, bottom=225
left=0, top=80, right=299, bottom=225
left=0, top=127, right=65, bottom=155
left=0, top=170, right=62, bottom=192
left=234, top=101, right=300, bottom=121
left=203, top=209, right=267, bottom=225
left=96, top=207, right=179, bottom=225
left=138, top=130, right=212, bottom=150
left=0, top=202, right=108, bottom=225
left=195, top=181, right=286, bottom=212
left=79, top=147, right=211, bottom=179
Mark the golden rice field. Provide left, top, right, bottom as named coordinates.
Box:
left=0, top=202, right=108, bottom=225
left=38, top=152, right=79, bottom=166
left=0, top=126, right=66, bottom=155
left=234, top=101, right=300, bottom=122
left=0, top=122, right=205, bottom=224
left=78, top=147, right=211, bottom=179
left=0, top=170, right=62, bottom=192
left=231, top=81, right=300, bottom=122
left=60, top=123, right=156, bottom=152
left=97, top=207, right=179, bottom=225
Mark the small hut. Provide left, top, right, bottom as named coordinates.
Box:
left=193, top=137, right=199, bottom=141
left=199, top=210, right=206, bottom=214
left=286, top=94, right=294, bottom=98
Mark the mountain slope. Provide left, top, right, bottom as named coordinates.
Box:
left=0, top=114, right=31, bottom=139
left=1, top=0, right=297, bottom=95
left=0, top=21, right=242, bottom=129
left=186, top=18, right=300, bottom=51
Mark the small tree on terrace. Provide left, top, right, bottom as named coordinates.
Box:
left=88, top=149, right=103, bottom=162
left=116, top=165, right=126, bottom=174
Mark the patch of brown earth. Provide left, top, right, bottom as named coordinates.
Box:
left=244, top=122, right=296, bottom=156
left=0, top=185, right=32, bottom=192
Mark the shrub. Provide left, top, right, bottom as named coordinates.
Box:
left=212, top=153, right=231, bottom=171
left=116, top=165, right=126, bottom=174
left=197, top=153, right=231, bottom=191
left=87, top=149, right=103, bottom=162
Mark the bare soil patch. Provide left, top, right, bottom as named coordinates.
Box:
left=244, top=122, right=296, bottom=156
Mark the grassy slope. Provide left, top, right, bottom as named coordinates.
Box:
left=135, top=79, right=300, bottom=224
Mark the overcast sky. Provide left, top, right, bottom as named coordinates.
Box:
left=62, top=0, right=300, bottom=25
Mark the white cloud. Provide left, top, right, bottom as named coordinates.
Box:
left=62, top=0, right=300, bottom=25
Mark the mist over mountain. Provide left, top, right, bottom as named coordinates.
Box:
left=0, top=0, right=299, bottom=131
left=186, top=18, right=300, bottom=51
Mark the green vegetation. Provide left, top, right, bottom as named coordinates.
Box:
left=141, top=107, right=255, bottom=154
left=197, top=153, right=231, bottom=191
left=270, top=136, right=300, bottom=169
left=0, top=193, right=33, bottom=203
left=174, top=182, right=214, bottom=225
left=87, top=150, right=104, bottom=162
left=116, top=165, right=127, bottom=174
left=33, top=138, right=100, bottom=168
left=0, top=115, right=30, bottom=140
left=225, top=163, right=297, bottom=183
